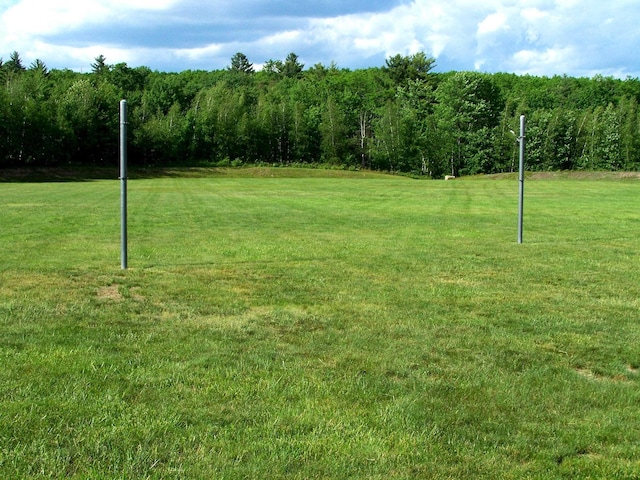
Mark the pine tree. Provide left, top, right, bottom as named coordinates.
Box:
left=229, top=52, right=254, bottom=74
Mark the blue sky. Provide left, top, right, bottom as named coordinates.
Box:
left=1, top=0, right=639, bottom=77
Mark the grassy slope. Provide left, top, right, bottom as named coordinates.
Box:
left=1, top=169, right=639, bottom=478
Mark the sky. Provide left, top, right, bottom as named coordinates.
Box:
left=1, top=0, right=639, bottom=77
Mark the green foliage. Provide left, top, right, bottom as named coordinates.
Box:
left=527, top=108, right=578, bottom=171
left=384, top=52, right=436, bottom=85
left=56, top=79, right=119, bottom=164
left=5, top=50, right=25, bottom=73
left=229, top=52, right=254, bottom=74
left=91, top=54, right=109, bottom=75
left=281, top=52, right=304, bottom=78
left=29, top=59, right=49, bottom=76
left=435, top=72, right=504, bottom=175
left=1, top=50, right=640, bottom=173
left=320, top=95, right=348, bottom=163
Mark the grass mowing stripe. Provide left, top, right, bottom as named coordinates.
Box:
left=1, top=171, right=639, bottom=478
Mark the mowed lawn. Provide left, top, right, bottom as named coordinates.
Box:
left=1, top=169, right=639, bottom=479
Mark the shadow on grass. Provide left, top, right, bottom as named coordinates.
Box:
left=0, top=166, right=118, bottom=183
left=0, top=165, right=400, bottom=183
left=137, top=255, right=333, bottom=271
left=0, top=166, right=233, bottom=183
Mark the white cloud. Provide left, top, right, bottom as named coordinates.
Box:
left=2, top=0, right=178, bottom=36
left=520, top=7, right=548, bottom=22
left=1, top=0, right=639, bottom=77
left=2, top=1, right=105, bottom=42
left=172, top=43, right=224, bottom=62
left=478, top=12, right=509, bottom=35
left=0, top=0, right=183, bottom=69
left=512, top=46, right=576, bottom=75
left=262, top=30, right=304, bottom=48
left=308, top=6, right=422, bottom=60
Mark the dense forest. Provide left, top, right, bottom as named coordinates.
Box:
left=2, top=50, right=640, bottom=177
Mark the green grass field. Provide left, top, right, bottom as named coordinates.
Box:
left=1, top=168, right=639, bottom=479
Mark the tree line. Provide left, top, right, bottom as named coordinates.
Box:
left=2, top=50, right=640, bottom=176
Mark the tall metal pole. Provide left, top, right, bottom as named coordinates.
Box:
left=517, top=114, right=526, bottom=244
left=120, top=100, right=128, bottom=269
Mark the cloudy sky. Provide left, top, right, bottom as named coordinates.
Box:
left=1, top=0, right=638, bottom=77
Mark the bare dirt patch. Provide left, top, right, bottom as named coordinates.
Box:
left=575, top=367, right=630, bottom=383
left=97, top=285, right=123, bottom=302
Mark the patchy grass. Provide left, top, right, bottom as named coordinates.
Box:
left=0, top=170, right=639, bottom=478
left=475, top=170, right=640, bottom=181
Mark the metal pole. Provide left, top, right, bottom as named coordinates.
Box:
left=517, top=114, right=525, bottom=244
left=120, top=100, right=128, bottom=269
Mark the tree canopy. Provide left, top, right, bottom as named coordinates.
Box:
left=229, top=52, right=254, bottom=74
left=1, top=51, right=639, bottom=175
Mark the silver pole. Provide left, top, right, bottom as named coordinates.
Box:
left=517, top=114, right=525, bottom=244
left=120, top=100, right=128, bottom=269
